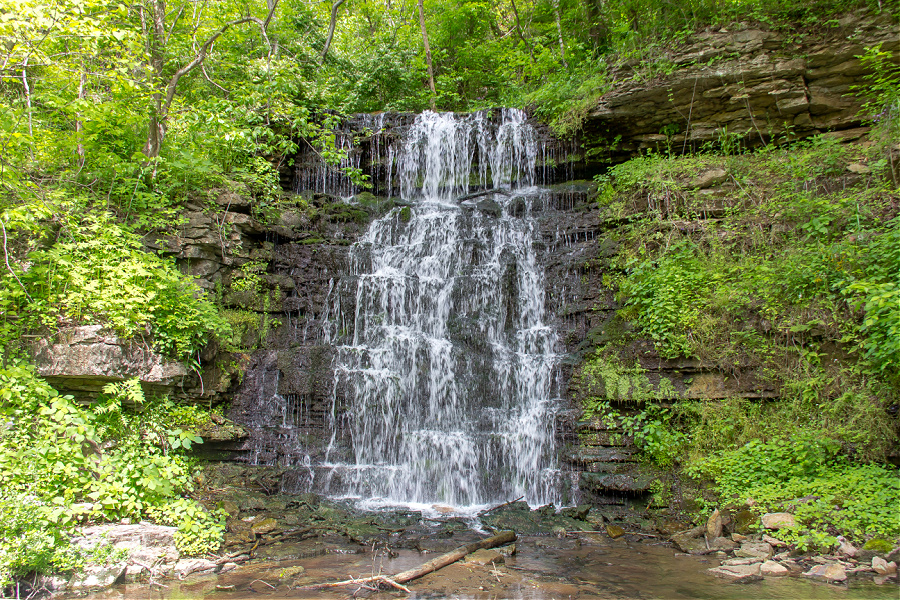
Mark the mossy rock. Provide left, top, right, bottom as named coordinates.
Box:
left=399, top=206, right=412, bottom=222
left=863, top=538, right=894, bottom=553
left=732, top=510, right=759, bottom=534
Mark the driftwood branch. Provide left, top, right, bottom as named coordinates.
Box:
left=298, top=530, right=517, bottom=592
left=478, top=496, right=524, bottom=516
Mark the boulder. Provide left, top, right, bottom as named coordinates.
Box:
left=760, top=513, right=796, bottom=530
left=606, top=524, right=626, bottom=539
left=690, top=169, right=728, bottom=190
left=709, top=537, right=739, bottom=552
left=735, top=542, right=773, bottom=560
left=68, top=564, right=127, bottom=590
left=760, top=561, right=789, bottom=577
left=706, top=509, right=723, bottom=539
left=174, top=558, right=217, bottom=579
left=872, top=557, right=898, bottom=576
left=803, top=563, right=847, bottom=582
left=30, top=325, right=190, bottom=402
left=671, top=526, right=708, bottom=554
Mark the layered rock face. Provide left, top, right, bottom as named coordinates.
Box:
left=582, top=11, right=897, bottom=160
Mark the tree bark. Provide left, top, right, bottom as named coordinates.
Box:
left=509, top=0, right=534, bottom=61
left=320, top=0, right=346, bottom=62
left=551, top=0, right=568, bottom=67
left=417, top=0, right=436, bottom=110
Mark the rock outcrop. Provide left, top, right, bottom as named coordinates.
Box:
left=583, top=11, right=898, bottom=160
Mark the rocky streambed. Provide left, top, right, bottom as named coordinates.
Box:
left=45, top=464, right=898, bottom=600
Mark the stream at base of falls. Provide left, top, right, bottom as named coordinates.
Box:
left=59, top=529, right=899, bottom=600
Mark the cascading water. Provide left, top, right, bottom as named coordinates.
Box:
left=317, top=109, right=566, bottom=509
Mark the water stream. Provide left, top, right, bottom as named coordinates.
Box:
left=316, top=109, right=567, bottom=508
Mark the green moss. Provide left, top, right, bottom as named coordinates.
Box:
left=863, top=538, right=894, bottom=553
left=399, top=206, right=412, bottom=222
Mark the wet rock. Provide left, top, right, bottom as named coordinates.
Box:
left=735, top=542, right=773, bottom=560
left=606, top=524, right=626, bottom=539
left=671, top=526, right=708, bottom=554
left=872, top=557, right=898, bottom=575
left=803, top=563, right=847, bottom=582
left=559, top=504, right=591, bottom=521
left=481, top=503, right=585, bottom=535
left=280, top=566, right=306, bottom=578
left=732, top=510, right=758, bottom=534
left=760, top=513, right=796, bottom=530
left=219, top=562, right=238, bottom=574
left=706, top=509, right=723, bottom=539
left=68, top=563, right=127, bottom=590
left=760, top=561, right=789, bottom=577
left=257, top=542, right=327, bottom=560
left=731, top=533, right=748, bottom=543
left=250, top=517, right=278, bottom=535
left=466, top=549, right=505, bottom=566
left=709, top=537, right=738, bottom=552
left=174, top=558, right=217, bottom=579
left=708, top=563, right=762, bottom=582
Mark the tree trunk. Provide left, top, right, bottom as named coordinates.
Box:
left=417, top=0, right=436, bottom=110
left=320, top=0, right=346, bottom=62
left=552, top=0, right=568, bottom=67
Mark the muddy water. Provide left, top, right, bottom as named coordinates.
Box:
left=65, top=535, right=897, bottom=600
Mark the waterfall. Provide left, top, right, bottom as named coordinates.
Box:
left=318, top=109, right=564, bottom=509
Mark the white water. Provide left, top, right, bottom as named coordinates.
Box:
left=320, top=110, right=564, bottom=509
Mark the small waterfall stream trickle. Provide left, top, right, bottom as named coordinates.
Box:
left=313, top=110, right=566, bottom=509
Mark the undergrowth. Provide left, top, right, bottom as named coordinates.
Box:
left=0, top=368, right=224, bottom=586
left=588, top=114, right=899, bottom=546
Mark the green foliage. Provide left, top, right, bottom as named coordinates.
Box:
left=0, top=367, right=224, bottom=582
left=0, top=493, right=82, bottom=588
left=1, top=212, right=230, bottom=364
left=147, top=498, right=226, bottom=556
left=580, top=355, right=684, bottom=465
left=689, top=435, right=900, bottom=545
left=619, top=242, right=712, bottom=358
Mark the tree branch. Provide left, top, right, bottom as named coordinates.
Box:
left=159, top=0, right=280, bottom=120
left=320, top=0, right=346, bottom=63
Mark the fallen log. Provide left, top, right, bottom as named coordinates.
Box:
left=297, top=530, right=517, bottom=592
left=393, top=529, right=516, bottom=583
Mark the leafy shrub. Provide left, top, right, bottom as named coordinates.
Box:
left=0, top=367, right=224, bottom=583
left=689, top=434, right=900, bottom=546
left=5, top=212, right=230, bottom=364
left=618, top=242, right=713, bottom=358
